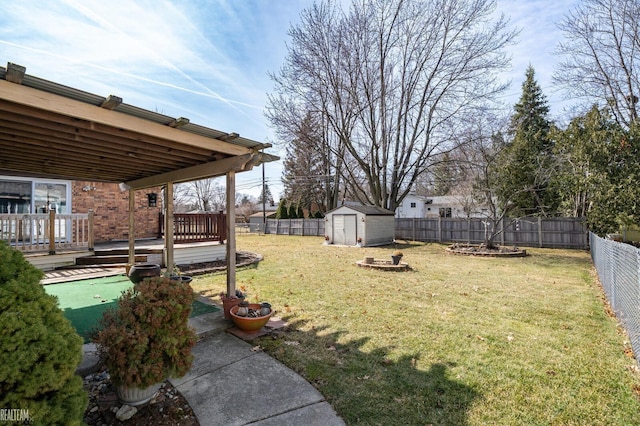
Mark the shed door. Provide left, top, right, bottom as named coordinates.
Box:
left=333, top=214, right=357, bottom=245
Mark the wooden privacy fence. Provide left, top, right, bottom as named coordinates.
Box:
left=258, top=216, right=588, bottom=249
left=159, top=212, right=226, bottom=243
left=0, top=210, right=93, bottom=253
left=395, top=217, right=588, bottom=249
left=265, top=218, right=325, bottom=236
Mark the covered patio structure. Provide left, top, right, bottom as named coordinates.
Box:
left=0, top=62, right=277, bottom=296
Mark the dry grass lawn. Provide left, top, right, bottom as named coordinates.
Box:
left=190, top=234, right=640, bottom=425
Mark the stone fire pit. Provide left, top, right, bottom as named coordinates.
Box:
left=356, top=257, right=410, bottom=271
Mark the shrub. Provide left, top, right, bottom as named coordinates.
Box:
left=0, top=241, right=87, bottom=425
left=276, top=198, right=289, bottom=219
left=94, top=276, right=197, bottom=388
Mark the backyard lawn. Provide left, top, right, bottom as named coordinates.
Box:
left=190, top=234, right=640, bottom=425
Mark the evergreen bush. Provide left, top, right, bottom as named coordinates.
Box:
left=0, top=241, right=87, bottom=425
left=276, top=198, right=289, bottom=219
left=94, top=276, right=197, bottom=388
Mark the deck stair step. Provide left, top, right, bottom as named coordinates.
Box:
left=75, top=254, right=148, bottom=266
left=74, top=247, right=166, bottom=267
left=93, top=248, right=163, bottom=256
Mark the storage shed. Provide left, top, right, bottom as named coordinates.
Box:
left=325, top=205, right=395, bottom=246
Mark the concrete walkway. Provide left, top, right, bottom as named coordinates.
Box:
left=173, top=311, right=344, bottom=425
left=74, top=286, right=345, bottom=424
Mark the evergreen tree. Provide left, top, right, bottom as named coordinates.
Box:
left=258, top=184, right=274, bottom=207
left=495, top=66, right=557, bottom=216
left=281, top=113, right=327, bottom=213
left=288, top=203, right=298, bottom=219
left=552, top=105, right=640, bottom=234
left=432, top=152, right=454, bottom=196
left=276, top=198, right=289, bottom=219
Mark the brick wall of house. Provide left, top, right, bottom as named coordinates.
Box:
left=71, top=181, right=162, bottom=242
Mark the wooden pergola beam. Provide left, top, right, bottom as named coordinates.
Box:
left=0, top=79, right=250, bottom=156
left=123, top=152, right=263, bottom=190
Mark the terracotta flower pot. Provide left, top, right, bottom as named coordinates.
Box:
left=221, top=298, right=244, bottom=320
left=229, top=303, right=273, bottom=333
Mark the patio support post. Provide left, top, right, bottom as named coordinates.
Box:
left=88, top=209, right=94, bottom=251
left=226, top=171, right=236, bottom=297
left=165, top=182, right=174, bottom=271
left=128, top=189, right=135, bottom=266
left=48, top=208, right=55, bottom=254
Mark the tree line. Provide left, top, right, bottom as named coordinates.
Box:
left=268, top=0, right=640, bottom=237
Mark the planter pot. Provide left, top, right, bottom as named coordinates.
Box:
left=128, top=263, right=161, bottom=284
left=221, top=298, right=244, bottom=320
left=229, top=303, right=273, bottom=333
left=116, top=382, right=162, bottom=406
left=391, top=255, right=403, bottom=265
left=170, top=275, right=193, bottom=285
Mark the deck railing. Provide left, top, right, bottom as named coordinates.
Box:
left=0, top=210, right=94, bottom=253
left=159, top=212, right=226, bottom=244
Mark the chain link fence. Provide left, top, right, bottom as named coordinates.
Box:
left=590, top=232, right=640, bottom=358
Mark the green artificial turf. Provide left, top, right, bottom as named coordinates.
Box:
left=44, top=274, right=218, bottom=342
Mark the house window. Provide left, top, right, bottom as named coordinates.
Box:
left=0, top=178, right=69, bottom=214
left=410, top=202, right=416, bottom=208
left=34, top=183, right=67, bottom=213
left=439, top=207, right=452, bottom=218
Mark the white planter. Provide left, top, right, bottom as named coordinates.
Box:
left=116, top=382, right=162, bottom=406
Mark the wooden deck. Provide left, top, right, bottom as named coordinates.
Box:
left=27, top=238, right=226, bottom=272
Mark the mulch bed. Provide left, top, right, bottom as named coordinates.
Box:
left=446, top=243, right=527, bottom=257
left=83, top=369, right=198, bottom=425
left=177, top=251, right=262, bottom=275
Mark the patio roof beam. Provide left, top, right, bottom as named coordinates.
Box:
left=122, top=152, right=263, bottom=190
left=0, top=79, right=250, bottom=156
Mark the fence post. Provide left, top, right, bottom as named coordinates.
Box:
left=610, top=241, right=616, bottom=310
left=500, top=218, right=505, bottom=246
left=438, top=217, right=442, bottom=242
left=538, top=217, right=543, bottom=248
left=412, top=218, right=416, bottom=241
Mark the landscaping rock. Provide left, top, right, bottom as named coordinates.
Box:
left=116, top=405, right=137, bottom=421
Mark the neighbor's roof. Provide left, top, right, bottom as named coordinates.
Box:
left=0, top=62, right=278, bottom=189
left=248, top=210, right=277, bottom=218
left=327, top=204, right=395, bottom=215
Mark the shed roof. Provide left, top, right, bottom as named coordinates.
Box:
left=327, top=204, right=395, bottom=215
left=0, top=62, right=277, bottom=189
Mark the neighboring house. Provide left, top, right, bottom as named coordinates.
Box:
left=0, top=176, right=162, bottom=242
left=395, top=194, right=489, bottom=219
left=248, top=210, right=277, bottom=232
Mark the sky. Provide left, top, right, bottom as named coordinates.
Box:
left=0, top=0, right=579, bottom=200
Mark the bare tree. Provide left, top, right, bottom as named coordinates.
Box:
left=185, top=178, right=225, bottom=212
left=171, top=183, right=194, bottom=213
left=235, top=194, right=257, bottom=222
left=555, top=0, right=640, bottom=128
left=267, top=0, right=516, bottom=211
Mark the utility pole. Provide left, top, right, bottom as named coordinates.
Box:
left=262, top=149, right=266, bottom=233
